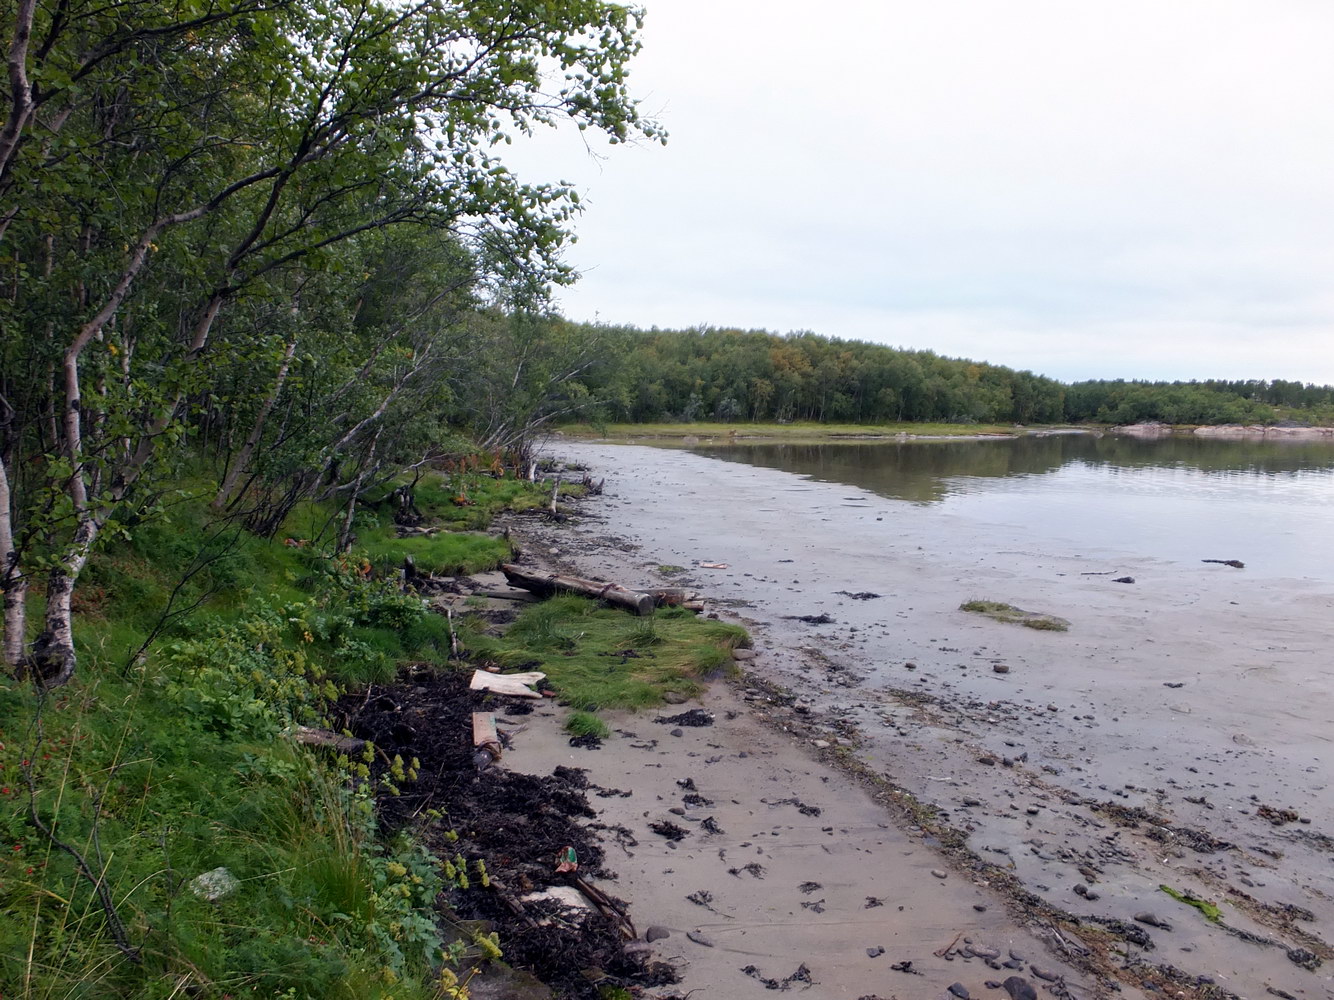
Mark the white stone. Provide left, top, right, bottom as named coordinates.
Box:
left=190, top=867, right=238, bottom=902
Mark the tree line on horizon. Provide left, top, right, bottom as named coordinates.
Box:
left=544, top=323, right=1334, bottom=427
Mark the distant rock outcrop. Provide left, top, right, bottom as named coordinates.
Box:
left=1193, top=424, right=1333, bottom=438
left=1113, top=421, right=1173, bottom=437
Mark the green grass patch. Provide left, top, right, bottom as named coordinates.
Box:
left=1, top=463, right=551, bottom=998
left=358, top=525, right=512, bottom=576
left=367, top=470, right=579, bottom=533
left=960, top=599, right=1070, bottom=632
left=467, top=596, right=747, bottom=713
left=2, top=597, right=453, bottom=999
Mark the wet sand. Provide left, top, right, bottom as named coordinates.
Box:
left=504, top=683, right=1093, bottom=999
left=517, top=440, right=1334, bottom=999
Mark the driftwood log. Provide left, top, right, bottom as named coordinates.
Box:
left=472, top=711, right=502, bottom=771
left=646, top=587, right=701, bottom=607
left=501, top=564, right=656, bottom=616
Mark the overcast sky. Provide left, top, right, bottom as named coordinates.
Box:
left=504, top=0, right=1334, bottom=384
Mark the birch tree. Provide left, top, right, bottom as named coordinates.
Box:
left=0, top=0, right=662, bottom=683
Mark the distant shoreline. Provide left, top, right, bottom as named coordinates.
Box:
left=555, top=419, right=1333, bottom=445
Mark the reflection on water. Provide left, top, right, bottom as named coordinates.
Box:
left=690, top=434, right=1334, bottom=581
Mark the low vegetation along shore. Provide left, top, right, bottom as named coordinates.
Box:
left=0, top=464, right=746, bottom=999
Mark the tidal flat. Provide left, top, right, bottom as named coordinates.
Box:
left=527, top=439, right=1334, bottom=998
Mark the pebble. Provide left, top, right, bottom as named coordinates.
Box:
left=686, top=930, right=714, bottom=947
left=1003, top=977, right=1039, bottom=1000
left=949, top=984, right=970, bottom=999
left=905, top=662, right=917, bottom=670
left=732, top=648, right=756, bottom=660
left=931, top=869, right=948, bottom=879
left=813, top=739, right=831, bottom=749
left=670, top=728, right=684, bottom=738
left=1030, top=966, right=1059, bottom=982
left=1046, top=704, right=1058, bottom=712
left=663, top=691, right=688, bottom=704
left=645, top=925, right=670, bottom=942
left=993, top=664, right=1010, bottom=674
left=973, top=904, right=987, bottom=912
left=866, top=946, right=885, bottom=957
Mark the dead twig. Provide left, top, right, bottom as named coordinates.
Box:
left=933, top=931, right=963, bottom=958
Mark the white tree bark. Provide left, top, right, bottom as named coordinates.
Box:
left=0, top=456, right=27, bottom=668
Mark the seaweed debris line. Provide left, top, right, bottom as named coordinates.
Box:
left=334, top=671, right=679, bottom=999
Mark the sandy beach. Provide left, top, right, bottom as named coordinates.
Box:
left=497, top=439, right=1334, bottom=1000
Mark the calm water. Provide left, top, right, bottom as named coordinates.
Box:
left=691, top=434, right=1334, bottom=583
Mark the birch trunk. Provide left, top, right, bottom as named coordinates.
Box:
left=29, top=519, right=96, bottom=686
left=0, top=457, right=26, bottom=669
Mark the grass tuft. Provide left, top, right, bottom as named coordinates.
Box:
left=565, top=711, right=611, bottom=740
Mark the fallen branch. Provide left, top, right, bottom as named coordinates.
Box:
left=501, top=564, right=655, bottom=616
left=22, top=744, right=140, bottom=963
left=569, top=874, right=637, bottom=940
left=292, top=726, right=367, bottom=754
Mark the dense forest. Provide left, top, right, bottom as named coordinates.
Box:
left=543, top=323, right=1334, bottom=428
left=0, top=0, right=661, bottom=684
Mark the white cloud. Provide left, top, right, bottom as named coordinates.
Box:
left=502, top=0, right=1334, bottom=384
